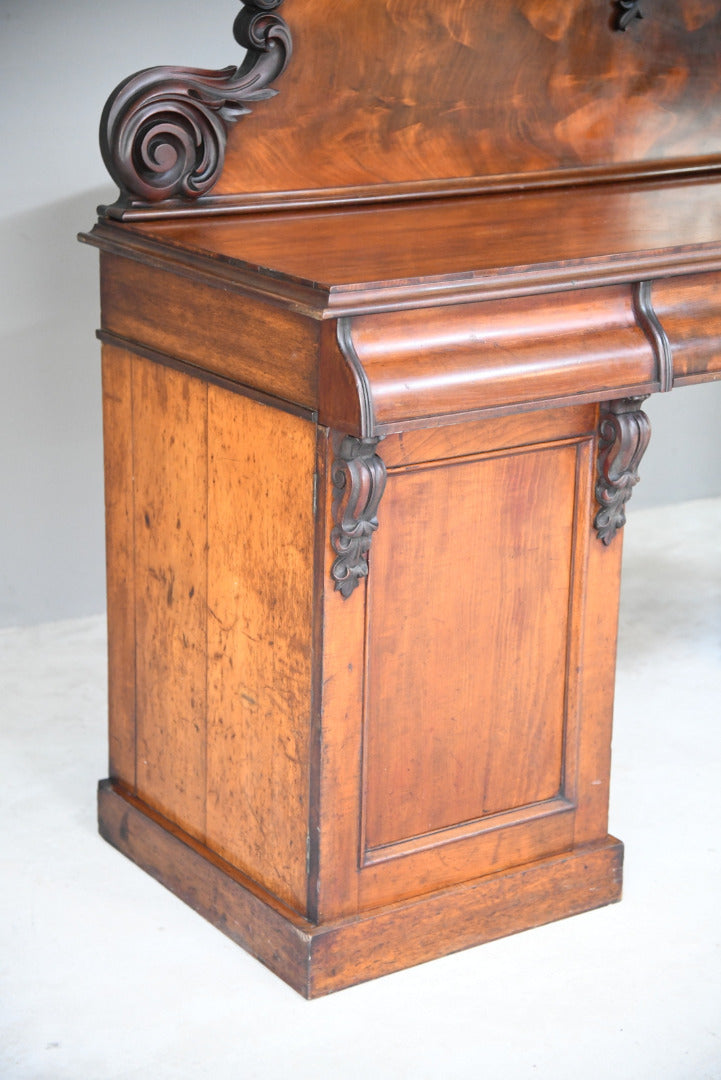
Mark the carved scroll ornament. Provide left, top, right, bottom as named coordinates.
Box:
left=594, top=397, right=651, bottom=545
left=331, top=437, right=387, bottom=599
left=100, top=1, right=292, bottom=206
left=615, top=1, right=644, bottom=31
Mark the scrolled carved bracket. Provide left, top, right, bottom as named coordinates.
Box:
left=99, top=0, right=292, bottom=209
left=594, top=397, right=651, bottom=545
left=331, top=437, right=387, bottom=599
left=615, top=1, right=644, bottom=31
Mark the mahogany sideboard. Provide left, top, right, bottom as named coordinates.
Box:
left=81, top=0, right=721, bottom=997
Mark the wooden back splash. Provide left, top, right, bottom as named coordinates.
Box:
left=214, top=0, right=721, bottom=206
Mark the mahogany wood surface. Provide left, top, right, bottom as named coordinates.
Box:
left=101, top=346, right=136, bottom=787
left=106, top=0, right=721, bottom=215
left=132, top=356, right=208, bottom=843
left=112, top=178, right=721, bottom=309
left=99, top=252, right=320, bottom=407
left=89, top=184, right=721, bottom=989
left=86, top=0, right=721, bottom=998
left=87, top=178, right=721, bottom=442
left=98, top=780, right=623, bottom=998
left=101, top=345, right=317, bottom=911
left=364, top=446, right=580, bottom=845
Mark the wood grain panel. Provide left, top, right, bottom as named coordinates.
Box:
left=98, top=780, right=622, bottom=999
left=653, top=271, right=721, bottom=382
left=133, top=180, right=721, bottom=303
left=363, top=441, right=580, bottom=851
left=100, top=253, right=319, bottom=407
left=132, top=356, right=208, bottom=841
left=381, top=405, right=597, bottom=467
left=205, top=390, right=316, bottom=913
left=311, top=838, right=623, bottom=997
left=101, top=344, right=136, bottom=788
left=313, top=431, right=367, bottom=922
left=213, top=0, right=721, bottom=202
left=571, top=499, right=625, bottom=846
left=97, top=781, right=315, bottom=996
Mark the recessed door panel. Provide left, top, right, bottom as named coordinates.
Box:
left=360, top=437, right=588, bottom=891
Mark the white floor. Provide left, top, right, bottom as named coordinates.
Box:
left=1, top=498, right=720, bottom=1080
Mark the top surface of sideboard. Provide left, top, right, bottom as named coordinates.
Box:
left=88, top=176, right=721, bottom=315
left=84, top=175, right=721, bottom=438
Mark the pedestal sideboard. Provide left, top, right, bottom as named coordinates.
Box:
left=81, top=0, right=721, bottom=996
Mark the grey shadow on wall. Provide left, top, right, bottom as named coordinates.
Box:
left=0, top=187, right=116, bottom=627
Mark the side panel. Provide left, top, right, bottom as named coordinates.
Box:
left=205, top=388, right=317, bottom=911
left=100, top=253, right=320, bottom=408
left=102, top=345, right=137, bottom=788
left=132, top=355, right=209, bottom=842
left=101, top=346, right=316, bottom=914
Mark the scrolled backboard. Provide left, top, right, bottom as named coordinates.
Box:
left=101, top=0, right=721, bottom=218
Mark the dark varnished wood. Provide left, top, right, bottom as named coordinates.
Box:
left=97, top=179, right=721, bottom=311
left=100, top=0, right=721, bottom=216
left=330, top=436, right=387, bottom=598
left=213, top=0, right=721, bottom=202
left=615, top=1, right=644, bottom=32
left=653, top=271, right=721, bottom=384
left=101, top=0, right=292, bottom=211
left=594, top=397, right=652, bottom=545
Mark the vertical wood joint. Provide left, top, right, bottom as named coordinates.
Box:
left=594, top=397, right=651, bottom=545
left=330, top=435, right=387, bottom=598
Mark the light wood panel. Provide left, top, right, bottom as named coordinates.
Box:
left=381, top=405, right=598, bottom=467
left=205, top=389, right=316, bottom=913
left=100, top=252, right=320, bottom=405
left=313, top=430, right=366, bottom=921
left=101, top=344, right=136, bottom=789
left=132, top=356, right=208, bottom=841
left=116, top=356, right=318, bottom=909
left=363, top=444, right=579, bottom=849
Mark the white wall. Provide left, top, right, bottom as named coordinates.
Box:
left=1, top=1, right=720, bottom=627
left=0, top=1, right=235, bottom=627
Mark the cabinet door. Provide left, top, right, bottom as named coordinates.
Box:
left=317, top=405, right=623, bottom=917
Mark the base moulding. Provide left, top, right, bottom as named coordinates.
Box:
left=98, top=780, right=624, bottom=998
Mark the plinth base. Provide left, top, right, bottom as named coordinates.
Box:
left=98, top=780, right=623, bottom=998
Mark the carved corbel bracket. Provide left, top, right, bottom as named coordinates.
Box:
left=99, top=0, right=292, bottom=209
left=331, top=437, right=387, bottom=599
left=594, top=397, right=651, bottom=545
